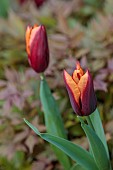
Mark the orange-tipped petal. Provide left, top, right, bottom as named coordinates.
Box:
left=29, top=26, right=40, bottom=48
left=25, top=26, right=32, bottom=56
left=76, top=62, right=81, bottom=69
left=33, top=24, right=38, bottom=28
left=76, top=62, right=84, bottom=76
left=78, top=70, right=97, bottom=115
left=72, top=62, right=84, bottom=83
left=63, top=70, right=82, bottom=115
left=72, top=70, right=80, bottom=84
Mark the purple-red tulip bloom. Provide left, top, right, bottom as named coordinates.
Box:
left=19, top=0, right=46, bottom=7
left=63, top=62, right=97, bottom=116
left=26, top=25, right=49, bottom=73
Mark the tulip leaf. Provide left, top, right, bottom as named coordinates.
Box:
left=40, top=77, right=67, bottom=138
left=40, top=76, right=71, bottom=170
left=24, top=119, right=98, bottom=170
left=70, top=164, right=86, bottom=170
left=89, top=109, right=109, bottom=159
left=81, top=121, right=110, bottom=170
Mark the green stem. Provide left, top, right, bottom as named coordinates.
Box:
left=40, top=73, right=45, bottom=80
left=39, top=74, right=71, bottom=169
left=86, top=116, right=95, bottom=131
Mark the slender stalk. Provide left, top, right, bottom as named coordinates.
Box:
left=86, top=116, right=95, bottom=131
left=40, top=72, right=44, bottom=80
left=40, top=73, right=71, bottom=169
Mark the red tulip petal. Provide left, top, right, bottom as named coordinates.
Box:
left=63, top=70, right=82, bottom=115
left=27, top=25, right=49, bottom=73
left=78, top=70, right=97, bottom=115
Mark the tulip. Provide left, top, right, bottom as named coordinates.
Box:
left=34, top=0, right=45, bottom=7
left=63, top=62, right=97, bottom=116
left=19, top=0, right=46, bottom=7
left=26, top=25, right=49, bottom=73
left=19, top=0, right=26, bottom=4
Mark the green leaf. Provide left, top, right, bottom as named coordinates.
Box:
left=83, top=0, right=102, bottom=8
left=89, top=109, right=109, bottom=159
left=81, top=122, right=110, bottom=170
left=24, top=119, right=98, bottom=170
left=70, top=164, right=86, bottom=170
left=0, top=0, right=9, bottom=18
left=40, top=77, right=71, bottom=170
left=40, top=77, right=66, bottom=138
left=12, top=151, right=25, bottom=169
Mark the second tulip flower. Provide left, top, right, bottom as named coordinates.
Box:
left=63, top=62, right=97, bottom=116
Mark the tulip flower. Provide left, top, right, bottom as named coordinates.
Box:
left=26, top=25, right=49, bottom=73
left=63, top=62, right=97, bottom=116
left=19, top=0, right=25, bottom=4
left=34, top=0, right=46, bottom=7
left=19, top=0, right=46, bottom=7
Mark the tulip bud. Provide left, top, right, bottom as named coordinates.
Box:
left=19, top=0, right=46, bottom=7
left=63, top=62, right=97, bottom=116
left=34, top=0, right=46, bottom=7
left=19, top=0, right=25, bottom=4
left=25, top=25, right=49, bottom=73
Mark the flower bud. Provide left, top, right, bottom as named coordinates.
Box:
left=34, top=0, right=46, bottom=7
left=19, top=0, right=46, bottom=7
left=63, top=62, right=97, bottom=116
left=26, top=25, right=49, bottom=73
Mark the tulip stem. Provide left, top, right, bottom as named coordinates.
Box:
left=40, top=73, right=45, bottom=80
left=86, top=116, right=95, bottom=131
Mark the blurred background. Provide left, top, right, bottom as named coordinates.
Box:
left=0, top=0, right=113, bottom=169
